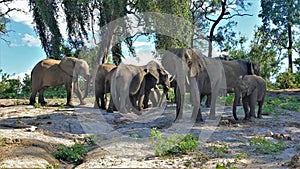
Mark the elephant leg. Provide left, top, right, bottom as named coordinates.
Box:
left=257, top=100, right=263, bottom=119
left=232, top=92, right=240, bottom=121
left=100, top=93, right=106, bottom=109
left=205, top=94, right=211, bottom=107
left=65, top=83, right=74, bottom=107
left=208, top=90, right=218, bottom=120
left=143, top=91, right=151, bottom=109
left=74, top=81, right=85, bottom=105
left=190, top=78, right=202, bottom=122
left=38, top=88, right=47, bottom=106
left=242, top=97, right=250, bottom=120
left=29, top=89, right=38, bottom=105
left=249, top=93, right=257, bottom=118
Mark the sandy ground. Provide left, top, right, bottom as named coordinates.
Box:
left=0, top=91, right=299, bottom=168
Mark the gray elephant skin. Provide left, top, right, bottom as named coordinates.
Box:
left=201, top=58, right=261, bottom=107
left=233, top=75, right=266, bottom=120
left=30, top=57, right=90, bottom=107
left=94, top=63, right=117, bottom=109
left=110, top=61, right=170, bottom=114
left=161, top=48, right=225, bottom=122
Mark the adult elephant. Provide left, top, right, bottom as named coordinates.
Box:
left=233, top=75, right=266, bottom=120
left=94, top=63, right=117, bottom=109
left=29, top=57, right=90, bottom=107
left=110, top=61, right=170, bottom=114
left=161, top=48, right=225, bottom=122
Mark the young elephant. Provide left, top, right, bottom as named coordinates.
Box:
left=233, top=75, right=267, bottom=120
left=94, top=63, right=117, bottom=109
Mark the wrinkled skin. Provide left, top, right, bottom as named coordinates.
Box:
left=110, top=61, right=170, bottom=114
left=201, top=59, right=260, bottom=107
left=29, top=57, right=90, bottom=107
left=94, top=63, right=117, bottom=109
left=161, top=48, right=224, bottom=122
left=233, top=75, right=266, bottom=120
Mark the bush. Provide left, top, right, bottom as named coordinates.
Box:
left=248, top=136, right=285, bottom=154
left=275, top=71, right=300, bottom=89
left=53, top=143, right=88, bottom=164
left=149, top=128, right=198, bottom=156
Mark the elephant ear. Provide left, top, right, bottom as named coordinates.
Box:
left=189, top=49, right=204, bottom=77
left=145, top=61, right=160, bottom=81
left=130, top=69, right=147, bottom=95
left=59, top=57, right=76, bottom=76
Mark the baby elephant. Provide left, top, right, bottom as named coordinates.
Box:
left=233, top=75, right=266, bottom=120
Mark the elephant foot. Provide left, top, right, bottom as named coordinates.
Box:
left=66, top=103, right=75, bottom=108
left=107, top=108, right=114, bottom=113
left=39, top=101, right=47, bottom=106
left=29, top=100, right=36, bottom=105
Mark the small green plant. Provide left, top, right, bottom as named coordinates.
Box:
left=17, top=117, right=23, bottom=124
left=0, top=138, right=5, bottom=146
left=84, top=135, right=98, bottom=146
left=46, top=163, right=60, bottom=169
left=53, top=143, right=88, bottom=164
left=129, top=133, right=144, bottom=139
left=216, top=161, right=237, bottom=169
left=262, top=104, right=276, bottom=115
left=234, top=153, right=247, bottom=163
left=296, top=145, right=300, bottom=151
left=249, top=136, right=285, bottom=154
left=149, top=128, right=198, bottom=156
left=34, top=102, right=42, bottom=108
left=225, top=95, right=234, bottom=106
left=209, top=142, right=229, bottom=157
left=279, top=103, right=300, bottom=112
left=167, top=89, right=176, bottom=103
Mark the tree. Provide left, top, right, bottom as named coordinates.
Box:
left=192, top=0, right=252, bottom=57
left=259, top=0, right=300, bottom=73
left=0, top=0, right=23, bottom=42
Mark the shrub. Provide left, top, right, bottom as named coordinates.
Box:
left=149, top=128, right=198, bottom=156
left=248, top=136, right=285, bottom=154
left=53, top=143, right=88, bottom=164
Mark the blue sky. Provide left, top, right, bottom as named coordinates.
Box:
left=0, top=1, right=262, bottom=78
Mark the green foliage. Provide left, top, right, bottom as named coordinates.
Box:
left=216, top=161, right=237, bottom=169
left=34, top=103, right=42, bottom=108
left=248, top=136, right=285, bottom=154
left=84, top=135, right=98, bottom=146
left=275, top=71, right=300, bottom=89
left=53, top=143, right=88, bottom=164
left=209, top=142, right=229, bottom=157
left=167, top=89, right=176, bottom=103
left=44, top=86, right=67, bottom=98
left=46, top=164, right=60, bottom=169
left=225, top=95, right=234, bottom=106
left=262, top=104, right=276, bottom=115
left=149, top=128, right=198, bottom=156
left=296, top=145, right=300, bottom=151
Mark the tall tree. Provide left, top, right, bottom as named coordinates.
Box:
left=192, top=0, right=252, bottom=57
left=259, top=0, right=300, bottom=73
left=0, top=0, right=23, bottom=42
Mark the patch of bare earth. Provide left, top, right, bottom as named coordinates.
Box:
left=0, top=90, right=299, bottom=168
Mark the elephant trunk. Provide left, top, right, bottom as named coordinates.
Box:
left=83, top=74, right=90, bottom=99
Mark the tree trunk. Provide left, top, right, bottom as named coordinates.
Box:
left=287, top=24, right=293, bottom=73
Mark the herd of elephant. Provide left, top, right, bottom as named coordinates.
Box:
left=29, top=48, right=267, bottom=123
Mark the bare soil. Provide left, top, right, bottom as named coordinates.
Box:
left=0, top=90, right=299, bottom=168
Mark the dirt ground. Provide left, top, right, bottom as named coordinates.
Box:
left=0, top=90, right=299, bottom=168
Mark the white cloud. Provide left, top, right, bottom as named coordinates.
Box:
left=0, top=0, right=34, bottom=27
left=9, top=70, right=31, bottom=82
left=22, top=33, right=41, bottom=47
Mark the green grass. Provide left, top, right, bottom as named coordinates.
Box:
left=248, top=136, right=285, bottom=154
